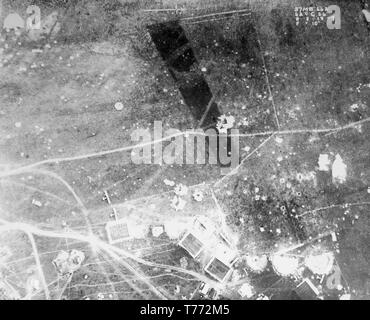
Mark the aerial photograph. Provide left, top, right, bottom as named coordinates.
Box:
left=0, top=0, right=369, bottom=305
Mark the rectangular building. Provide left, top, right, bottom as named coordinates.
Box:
left=105, top=219, right=131, bottom=244
left=204, top=257, right=232, bottom=282
left=179, top=232, right=205, bottom=258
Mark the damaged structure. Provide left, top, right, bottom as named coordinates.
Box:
left=178, top=216, right=238, bottom=282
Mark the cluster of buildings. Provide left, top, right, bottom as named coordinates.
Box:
left=105, top=214, right=240, bottom=285
left=104, top=213, right=240, bottom=299
left=103, top=190, right=185, bottom=244
left=178, top=216, right=238, bottom=283
left=101, top=190, right=347, bottom=301
left=105, top=219, right=168, bottom=244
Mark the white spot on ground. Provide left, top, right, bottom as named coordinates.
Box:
left=170, top=196, right=186, bottom=211
left=114, top=102, right=124, bottom=111
left=216, top=114, right=235, bottom=133
left=332, top=154, right=347, bottom=184
left=192, top=190, right=204, bottom=202
left=271, top=254, right=299, bottom=276
left=363, top=9, right=370, bottom=22
left=318, top=154, right=331, bottom=171
left=163, top=179, right=175, bottom=187
left=174, top=184, right=188, bottom=196
left=305, top=252, right=334, bottom=275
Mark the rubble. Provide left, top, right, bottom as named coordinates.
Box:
left=256, top=293, right=269, bottom=300
left=349, top=103, right=359, bottom=112
left=238, top=283, right=255, bottom=298
left=53, top=250, right=85, bottom=277
left=180, top=257, right=188, bottom=269
left=216, top=114, right=235, bottom=133
left=27, top=11, right=61, bottom=41
left=174, top=184, right=188, bottom=196
left=171, top=196, right=186, bottom=211
left=192, top=190, right=204, bottom=202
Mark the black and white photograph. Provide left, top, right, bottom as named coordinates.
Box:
left=0, top=0, right=369, bottom=309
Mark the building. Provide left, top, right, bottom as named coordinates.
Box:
left=151, top=225, right=165, bottom=238
left=178, top=216, right=239, bottom=282
left=178, top=216, right=215, bottom=258
left=178, top=232, right=205, bottom=258
left=199, top=282, right=218, bottom=300
left=293, top=278, right=320, bottom=300
left=204, top=257, right=233, bottom=282
left=105, top=219, right=131, bottom=244
left=199, top=282, right=211, bottom=296
left=178, top=216, right=239, bottom=283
